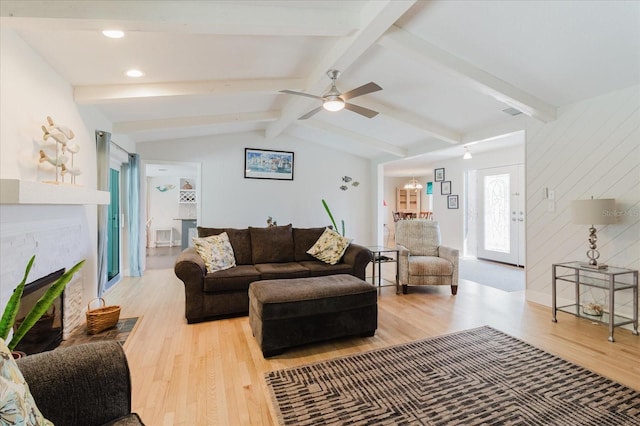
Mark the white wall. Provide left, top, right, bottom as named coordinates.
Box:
left=429, top=143, right=525, bottom=249
left=0, top=29, right=120, bottom=312
left=147, top=176, right=182, bottom=246
left=136, top=132, right=373, bottom=244
left=384, top=142, right=524, bottom=250
left=525, top=86, right=640, bottom=318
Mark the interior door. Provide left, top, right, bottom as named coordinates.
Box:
left=477, top=165, right=525, bottom=266
left=107, top=168, right=120, bottom=282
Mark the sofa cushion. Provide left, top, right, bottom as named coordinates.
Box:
left=293, top=227, right=330, bottom=262
left=249, top=224, right=294, bottom=264
left=197, top=227, right=252, bottom=265
left=408, top=256, right=453, bottom=276
left=0, top=338, right=53, bottom=426
left=102, top=413, right=146, bottom=425
left=192, top=232, right=236, bottom=273
left=306, top=227, right=352, bottom=265
left=254, top=262, right=310, bottom=280
left=203, top=265, right=261, bottom=293
left=298, top=260, right=352, bottom=277
left=395, top=220, right=440, bottom=257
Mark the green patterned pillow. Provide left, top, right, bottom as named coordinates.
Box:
left=193, top=232, right=237, bottom=273
left=306, top=227, right=352, bottom=265
left=0, top=339, right=53, bottom=426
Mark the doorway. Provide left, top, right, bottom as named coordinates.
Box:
left=143, top=161, right=200, bottom=268
left=476, top=164, right=525, bottom=266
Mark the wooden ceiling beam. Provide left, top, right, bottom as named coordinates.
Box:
left=0, top=1, right=358, bottom=37
left=113, top=111, right=279, bottom=134
left=354, top=99, right=461, bottom=144
left=265, top=0, right=417, bottom=139
left=298, top=120, right=407, bottom=158
left=74, top=78, right=305, bottom=104
left=378, top=25, right=557, bottom=123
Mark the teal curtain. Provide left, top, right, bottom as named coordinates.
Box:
left=124, top=153, right=142, bottom=276
left=95, top=131, right=111, bottom=296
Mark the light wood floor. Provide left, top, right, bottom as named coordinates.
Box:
left=105, top=265, right=640, bottom=426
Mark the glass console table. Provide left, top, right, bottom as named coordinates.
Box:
left=366, top=246, right=399, bottom=293
left=552, top=262, right=638, bottom=342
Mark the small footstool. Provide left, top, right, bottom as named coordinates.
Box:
left=249, top=275, right=377, bottom=357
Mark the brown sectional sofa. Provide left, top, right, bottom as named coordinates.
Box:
left=174, top=224, right=372, bottom=323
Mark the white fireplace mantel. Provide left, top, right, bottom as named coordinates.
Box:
left=0, top=179, right=109, bottom=205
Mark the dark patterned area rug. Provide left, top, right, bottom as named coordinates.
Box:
left=59, top=317, right=140, bottom=348
left=266, top=326, right=640, bottom=425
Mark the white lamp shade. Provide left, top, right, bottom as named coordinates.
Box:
left=571, top=198, right=616, bottom=225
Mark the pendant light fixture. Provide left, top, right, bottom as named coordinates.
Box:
left=463, top=147, right=472, bottom=159
left=404, top=177, right=423, bottom=190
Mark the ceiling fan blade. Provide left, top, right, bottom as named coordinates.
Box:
left=344, top=103, right=379, bottom=118
left=341, top=82, right=382, bottom=100
left=280, top=90, right=324, bottom=100
left=298, top=106, right=324, bottom=120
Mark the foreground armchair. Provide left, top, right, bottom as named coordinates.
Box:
left=395, top=220, right=459, bottom=295
left=16, top=341, right=144, bottom=426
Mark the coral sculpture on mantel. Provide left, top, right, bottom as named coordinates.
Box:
left=38, top=116, right=81, bottom=185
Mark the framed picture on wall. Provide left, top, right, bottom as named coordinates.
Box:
left=448, top=195, right=459, bottom=209
left=244, top=148, right=294, bottom=181
left=441, top=181, right=451, bottom=195
left=434, top=168, right=445, bottom=182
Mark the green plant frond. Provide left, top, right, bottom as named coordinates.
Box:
left=9, top=259, right=85, bottom=350
left=341, top=220, right=345, bottom=237
left=0, top=255, right=35, bottom=341
left=322, top=199, right=339, bottom=232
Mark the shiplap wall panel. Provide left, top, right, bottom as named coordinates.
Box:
left=526, top=86, right=640, bottom=321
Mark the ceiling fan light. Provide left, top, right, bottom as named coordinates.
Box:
left=323, top=96, right=345, bottom=112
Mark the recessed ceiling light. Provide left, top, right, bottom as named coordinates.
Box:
left=102, top=30, right=124, bottom=39
left=126, top=69, right=144, bottom=78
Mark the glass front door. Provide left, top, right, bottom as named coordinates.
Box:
left=107, top=168, right=120, bottom=282
left=477, top=165, right=525, bottom=266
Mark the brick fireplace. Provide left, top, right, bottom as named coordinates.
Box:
left=0, top=204, right=94, bottom=341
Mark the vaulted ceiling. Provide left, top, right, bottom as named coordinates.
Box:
left=2, top=1, right=639, bottom=171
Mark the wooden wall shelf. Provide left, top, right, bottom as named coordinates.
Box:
left=0, top=179, right=110, bottom=205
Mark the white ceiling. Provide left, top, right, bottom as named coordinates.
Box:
left=2, top=1, right=638, bottom=175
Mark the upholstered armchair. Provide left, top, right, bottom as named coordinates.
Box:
left=395, top=220, right=459, bottom=295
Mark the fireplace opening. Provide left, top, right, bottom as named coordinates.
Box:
left=13, top=268, right=65, bottom=355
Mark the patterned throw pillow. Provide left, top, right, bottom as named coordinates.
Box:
left=0, top=339, right=53, bottom=426
left=306, top=227, right=352, bottom=265
left=192, top=232, right=237, bottom=273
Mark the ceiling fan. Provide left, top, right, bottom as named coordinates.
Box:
left=280, top=69, right=382, bottom=120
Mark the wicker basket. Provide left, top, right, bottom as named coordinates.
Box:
left=86, top=298, right=121, bottom=335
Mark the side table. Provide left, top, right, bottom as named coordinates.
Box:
left=366, top=246, right=399, bottom=293
left=552, top=262, right=638, bottom=342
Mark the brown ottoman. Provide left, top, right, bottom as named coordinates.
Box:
left=249, top=275, right=378, bottom=357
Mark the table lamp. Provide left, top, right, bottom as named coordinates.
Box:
left=570, top=197, right=616, bottom=269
